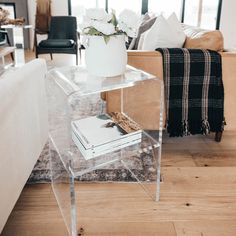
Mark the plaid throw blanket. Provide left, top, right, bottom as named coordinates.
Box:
left=156, top=48, right=224, bottom=137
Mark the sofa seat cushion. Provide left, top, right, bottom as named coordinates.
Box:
left=182, top=24, right=224, bottom=51
left=39, top=39, right=75, bottom=48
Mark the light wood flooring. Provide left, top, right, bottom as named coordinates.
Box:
left=2, top=50, right=236, bottom=235
left=2, top=130, right=236, bottom=236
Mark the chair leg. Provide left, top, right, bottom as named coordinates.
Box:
left=6, top=33, right=11, bottom=46
left=79, top=48, right=82, bottom=61
left=50, top=53, right=53, bottom=60
left=215, top=131, right=223, bottom=142
left=5, top=32, right=14, bottom=61
left=10, top=52, right=14, bottom=61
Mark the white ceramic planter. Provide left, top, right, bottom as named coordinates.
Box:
left=84, top=35, right=127, bottom=77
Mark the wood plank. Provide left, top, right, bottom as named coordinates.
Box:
left=190, top=150, right=236, bottom=167
left=74, top=170, right=236, bottom=223
left=78, top=222, right=177, bottom=236
left=174, top=221, right=236, bottom=236
left=2, top=223, right=68, bottom=236
left=3, top=165, right=236, bottom=235
left=1, top=184, right=68, bottom=236
left=162, top=150, right=196, bottom=167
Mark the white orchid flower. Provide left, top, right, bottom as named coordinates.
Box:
left=92, top=21, right=116, bottom=35
left=80, top=8, right=141, bottom=41
left=118, top=9, right=140, bottom=37
left=86, top=8, right=112, bottom=22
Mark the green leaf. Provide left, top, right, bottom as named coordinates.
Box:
left=103, top=35, right=110, bottom=44
left=87, top=27, right=101, bottom=36
left=110, top=9, right=118, bottom=27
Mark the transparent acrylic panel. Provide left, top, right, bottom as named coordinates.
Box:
left=47, top=66, right=163, bottom=235
left=48, top=66, right=155, bottom=96
left=49, top=138, right=77, bottom=236
left=47, top=65, right=159, bottom=173
left=121, top=79, right=164, bottom=201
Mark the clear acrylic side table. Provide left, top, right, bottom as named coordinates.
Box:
left=47, top=65, right=164, bottom=236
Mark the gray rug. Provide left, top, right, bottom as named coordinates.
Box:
left=28, top=131, right=160, bottom=183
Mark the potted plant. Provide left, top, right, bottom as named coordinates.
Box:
left=80, top=8, right=140, bottom=77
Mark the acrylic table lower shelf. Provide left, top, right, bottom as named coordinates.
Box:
left=47, top=65, right=163, bottom=236
left=49, top=129, right=161, bottom=235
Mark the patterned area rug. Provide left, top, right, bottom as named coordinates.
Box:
left=28, top=133, right=160, bottom=183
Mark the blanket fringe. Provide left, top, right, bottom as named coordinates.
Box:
left=201, top=119, right=210, bottom=135
left=167, top=119, right=214, bottom=137
left=182, top=121, right=190, bottom=136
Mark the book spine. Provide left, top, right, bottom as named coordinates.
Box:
left=72, top=131, right=141, bottom=160
left=71, top=122, right=91, bottom=148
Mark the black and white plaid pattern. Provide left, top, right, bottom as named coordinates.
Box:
left=156, top=48, right=224, bottom=137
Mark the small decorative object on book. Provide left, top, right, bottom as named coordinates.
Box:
left=71, top=113, right=142, bottom=159
left=80, top=8, right=140, bottom=77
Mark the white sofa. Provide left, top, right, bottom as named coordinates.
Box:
left=0, top=59, right=48, bottom=233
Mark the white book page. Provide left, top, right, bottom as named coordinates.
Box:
left=72, top=114, right=129, bottom=147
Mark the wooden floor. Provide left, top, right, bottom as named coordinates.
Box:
left=2, top=51, right=236, bottom=235
left=2, top=131, right=236, bottom=236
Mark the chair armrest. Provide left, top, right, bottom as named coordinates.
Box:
left=0, top=30, right=7, bottom=34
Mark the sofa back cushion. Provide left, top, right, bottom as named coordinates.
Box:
left=182, top=24, right=224, bottom=51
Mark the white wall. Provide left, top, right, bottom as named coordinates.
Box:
left=220, top=0, right=236, bottom=50
left=51, top=0, right=68, bottom=16
left=27, top=0, right=69, bottom=49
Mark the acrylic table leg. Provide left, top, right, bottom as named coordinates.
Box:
left=156, top=81, right=164, bottom=201
left=49, top=140, right=78, bottom=236
left=69, top=174, right=77, bottom=236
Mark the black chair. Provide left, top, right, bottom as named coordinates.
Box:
left=35, top=16, right=79, bottom=65
left=0, top=29, right=14, bottom=61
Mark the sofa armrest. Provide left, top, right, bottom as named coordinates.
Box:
left=220, top=51, right=236, bottom=57
left=128, top=50, right=236, bottom=57
left=127, top=50, right=163, bottom=79
left=128, top=50, right=161, bottom=57
left=127, top=50, right=236, bottom=130
left=219, top=52, right=236, bottom=130
left=0, top=59, right=48, bottom=232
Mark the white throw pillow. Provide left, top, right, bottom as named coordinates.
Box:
left=141, top=13, right=186, bottom=50
left=137, top=31, right=147, bottom=50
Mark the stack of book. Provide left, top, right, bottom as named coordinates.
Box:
left=71, top=113, right=142, bottom=160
